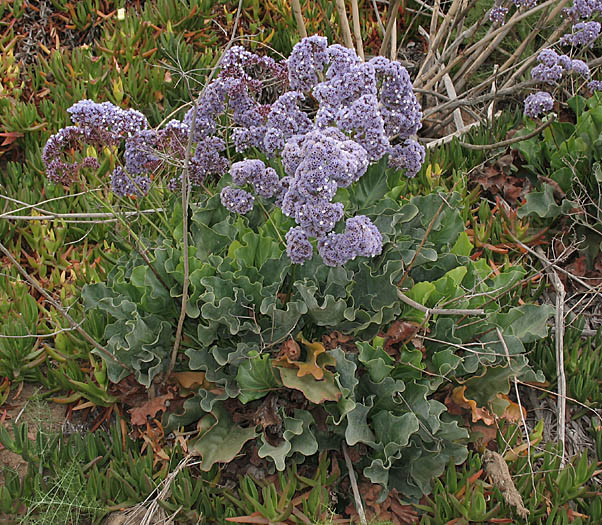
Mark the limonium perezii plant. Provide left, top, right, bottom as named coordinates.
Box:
left=43, top=36, right=424, bottom=267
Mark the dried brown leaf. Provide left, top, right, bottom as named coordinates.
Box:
left=129, top=392, right=173, bottom=426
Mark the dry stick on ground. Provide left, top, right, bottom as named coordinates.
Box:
left=0, top=239, right=127, bottom=370
left=396, top=290, right=486, bottom=316
left=456, top=116, right=555, bottom=150
left=546, top=263, right=568, bottom=468
left=290, top=0, right=307, bottom=39
left=419, top=0, right=559, bottom=94
left=424, top=111, right=502, bottom=149
left=167, top=0, right=244, bottom=381
left=351, top=0, right=364, bottom=60
left=133, top=454, right=193, bottom=525
left=335, top=0, right=355, bottom=50
left=496, top=327, right=538, bottom=500
left=379, top=0, right=402, bottom=57
left=342, top=443, right=367, bottom=525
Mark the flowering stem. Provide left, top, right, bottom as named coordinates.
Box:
left=166, top=0, right=244, bottom=382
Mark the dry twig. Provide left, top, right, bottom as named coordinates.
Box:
left=291, top=0, right=307, bottom=38
left=343, top=443, right=367, bottom=525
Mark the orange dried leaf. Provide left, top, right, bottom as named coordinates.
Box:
left=449, top=386, right=495, bottom=426
left=129, top=392, right=173, bottom=426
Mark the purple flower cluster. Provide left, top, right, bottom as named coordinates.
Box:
left=489, top=6, right=509, bottom=24
left=230, top=158, right=281, bottom=198
left=67, top=99, right=148, bottom=145
left=44, top=100, right=149, bottom=184
left=512, top=0, right=537, bottom=7
left=317, top=215, right=383, bottom=267
left=564, top=0, right=602, bottom=20
left=389, top=139, right=425, bottom=177
left=560, top=21, right=601, bottom=47
left=287, top=35, right=329, bottom=92
left=110, top=167, right=151, bottom=197
left=285, top=227, right=314, bottom=264
left=524, top=91, right=555, bottom=118
left=220, top=186, right=255, bottom=214
left=217, top=37, right=424, bottom=266
left=531, top=48, right=591, bottom=84
left=588, top=79, right=602, bottom=91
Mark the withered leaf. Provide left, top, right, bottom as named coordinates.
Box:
left=129, top=392, right=174, bottom=426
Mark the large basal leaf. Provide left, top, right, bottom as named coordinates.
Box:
left=276, top=367, right=341, bottom=404
left=236, top=354, right=281, bottom=404
left=258, top=409, right=318, bottom=471
left=189, top=404, right=258, bottom=471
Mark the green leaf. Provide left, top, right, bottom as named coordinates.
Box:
left=258, top=410, right=318, bottom=470
left=348, top=157, right=389, bottom=209
left=236, top=355, right=280, bottom=404
left=277, top=367, right=341, bottom=404
left=493, top=304, right=554, bottom=343
left=189, top=404, right=258, bottom=471
left=518, top=184, right=575, bottom=219
left=451, top=232, right=473, bottom=257
left=345, top=399, right=376, bottom=446
left=357, top=341, right=394, bottom=383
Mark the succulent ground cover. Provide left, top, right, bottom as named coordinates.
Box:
left=1, top=1, right=602, bottom=524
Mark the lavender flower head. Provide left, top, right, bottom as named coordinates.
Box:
left=285, top=227, right=314, bottom=264
left=344, top=215, right=383, bottom=258
left=588, top=80, right=602, bottom=91
left=44, top=100, right=150, bottom=184
left=571, top=59, right=591, bottom=78
left=389, top=139, right=426, bottom=177
left=560, top=21, right=601, bottom=47
left=110, top=167, right=151, bottom=197
left=564, top=0, right=602, bottom=20
left=287, top=35, right=329, bottom=91
left=230, top=159, right=281, bottom=198
left=489, top=6, right=508, bottom=24
left=524, top=91, right=555, bottom=118
left=67, top=99, right=148, bottom=145
left=220, top=186, right=255, bottom=214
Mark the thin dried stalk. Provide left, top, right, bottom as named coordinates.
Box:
left=167, top=0, right=244, bottom=380
left=390, top=13, right=397, bottom=60
left=371, top=0, right=386, bottom=36
left=456, top=116, right=554, bottom=150
left=397, top=290, right=485, bottom=315
left=379, top=0, right=402, bottom=56
left=424, top=110, right=502, bottom=149
left=343, top=443, right=367, bottom=525
left=351, top=0, right=364, bottom=60
left=335, top=0, right=355, bottom=49
left=291, top=0, right=307, bottom=39
left=547, top=265, right=567, bottom=467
